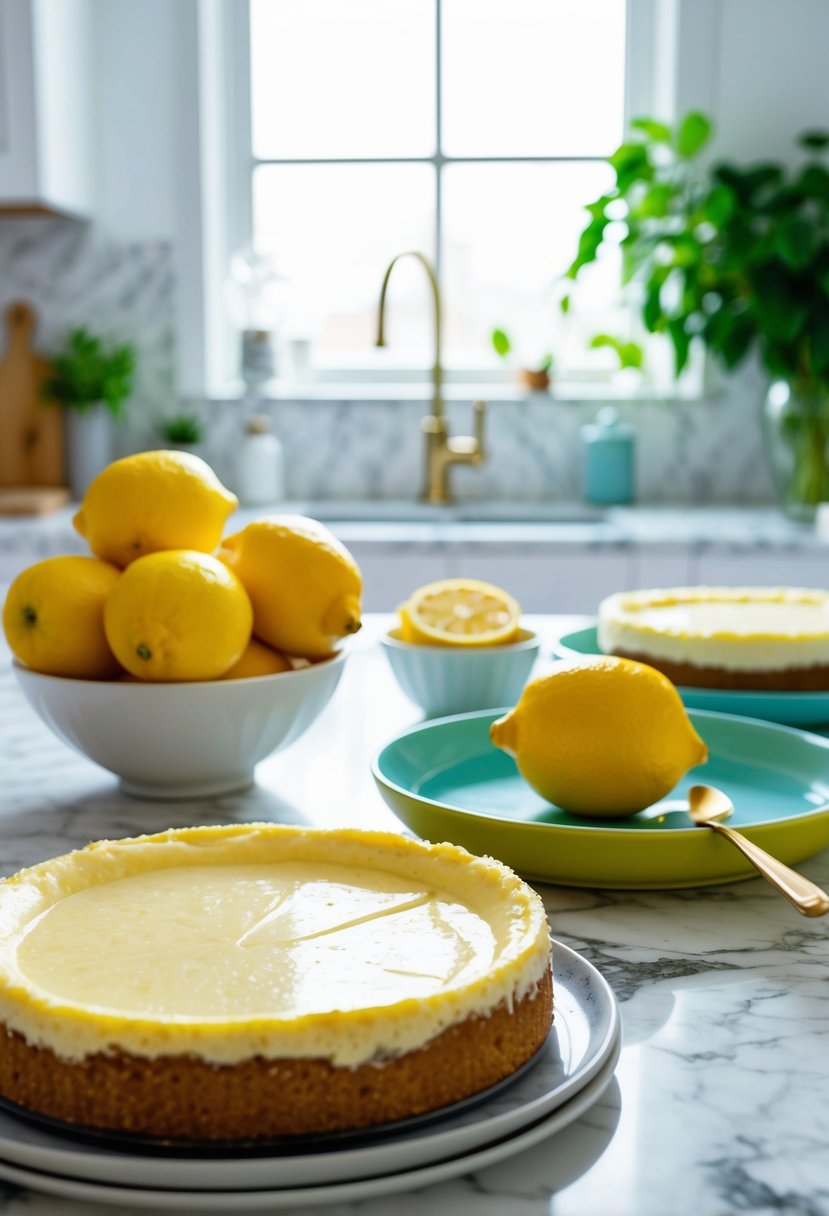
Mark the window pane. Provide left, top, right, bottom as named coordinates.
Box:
left=253, top=164, right=436, bottom=357
left=442, top=0, right=626, bottom=157
left=441, top=161, right=618, bottom=369
left=251, top=0, right=436, bottom=159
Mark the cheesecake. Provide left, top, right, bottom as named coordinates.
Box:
left=0, top=824, right=552, bottom=1140
left=598, top=586, right=829, bottom=690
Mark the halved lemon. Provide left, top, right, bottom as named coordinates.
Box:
left=399, top=578, right=521, bottom=647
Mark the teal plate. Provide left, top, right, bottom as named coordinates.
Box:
left=372, top=709, right=829, bottom=889
left=554, top=626, right=829, bottom=729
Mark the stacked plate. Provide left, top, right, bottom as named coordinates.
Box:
left=0, top=943, right=619, bottom=1211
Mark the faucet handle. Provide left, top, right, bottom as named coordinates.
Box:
left=472, top=399, right=486, bottom=458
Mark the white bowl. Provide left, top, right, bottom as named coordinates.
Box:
left=13, top=652, right=346, bottom=800
left=380, top=628, right=540, bottom=717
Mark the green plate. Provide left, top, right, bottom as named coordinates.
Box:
left=555, top=625, right=829, bottom=729
left=372, top=709, right=829, bottom=889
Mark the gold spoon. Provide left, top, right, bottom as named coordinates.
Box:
left=688, top=784, right=829, bottom=918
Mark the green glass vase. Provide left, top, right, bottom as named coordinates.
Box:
left=762, top=380, right=829, bottom=522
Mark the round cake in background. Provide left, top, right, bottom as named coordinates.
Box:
left=0, top=824, right=552, bottom=1141
left=598, top=587, right=829, bottom=690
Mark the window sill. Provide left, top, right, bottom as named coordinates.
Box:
left=215, top=379, right=711, bottom=407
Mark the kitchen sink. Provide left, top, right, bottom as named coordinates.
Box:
left=294, top=500, right=606, bottom=524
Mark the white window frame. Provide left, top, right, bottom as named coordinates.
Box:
left=173, top=0, right=720, bottom=401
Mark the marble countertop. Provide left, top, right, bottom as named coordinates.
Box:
left=0, top=503, right=825, bottom=555
left=0, top=617, right=828, bottom=1214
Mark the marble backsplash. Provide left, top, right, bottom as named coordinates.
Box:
left=0, top=217, right=174, bottom=427
left=0, top=217, right=775, bottom=506
left=215, top=381, right=775, bottom=506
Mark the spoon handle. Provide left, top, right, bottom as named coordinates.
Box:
left=708, top=823, right=829, bottom=917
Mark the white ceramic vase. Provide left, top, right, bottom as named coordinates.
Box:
left=66, top=405, right=111, bottom=501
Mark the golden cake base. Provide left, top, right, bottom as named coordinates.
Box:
left=609, top=650, right=829, bottom=691
left=0, top=970, right=552, bottom=1141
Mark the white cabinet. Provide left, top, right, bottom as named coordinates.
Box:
left=347, top=544, right=451, bottom=614
left=0, top=0, right=94, bottom=216
left=692, top=547, right=829, bottom=588
left=351, top=540, right=829, bottom=613
left=453, top=550, right=636, bottom=614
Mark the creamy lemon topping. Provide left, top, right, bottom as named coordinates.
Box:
left=599, top=587, right=829, bottom=672
left=0, top=825, right=550, bottom=1067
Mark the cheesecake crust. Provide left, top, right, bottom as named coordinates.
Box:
left=609, top=649, right=829, bottom=691
left=0, top=968, right=553, bottom=1141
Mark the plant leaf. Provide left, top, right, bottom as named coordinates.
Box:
left=676, top=111, right=712, bottom=159
left=800, top=130, right=829, bottom=151
left=589, top=334, right=644, bottom=370
left=643, top=280, right=664, bottom=333
left=702, top=183, right=736, bottom=226
left=775, top=216, right=819, bottom=269
left=666, top=318, right=692, bottom=373
left=565, top=215, right=610, bottom=278
left=491, top=328, right=511, bottom=357
left=632, top=181, right=675, bottom=218
left=609, top=142, right=652, bottom=192
left=796, top=164, right=829, bottom=202
left=751, top=266, right=810, bottom=344
left=630, top=117, right=672, bottom=143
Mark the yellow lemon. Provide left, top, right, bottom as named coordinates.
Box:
left=220, top=515, right=362, bottom=658
left=2, top=556, right=122, bottom=679
left=221, top=638, right=292, bottom=679
left=490, top=656, right=708, bottom=818
left=103, top=550, right=253, bottom=681
left=399, top=578, right=520, bottom=647
left=74, top=450, right=238, bottom=568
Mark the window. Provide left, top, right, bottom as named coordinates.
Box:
left=241, top=0, right=632, bottom=385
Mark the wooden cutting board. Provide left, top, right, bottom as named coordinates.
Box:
left=0, top=300, right=69, bottom=514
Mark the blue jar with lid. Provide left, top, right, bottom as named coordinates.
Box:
left=580, top=407, right=635, bottom=505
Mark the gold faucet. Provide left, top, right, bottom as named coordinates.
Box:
left=376, top=251, right=486, bottom=505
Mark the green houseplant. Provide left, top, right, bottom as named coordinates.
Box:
left=43, top=328, right=136, bottom=498
left=158, top=413, right=204, bottom=448
left=563, top=112, right=829, bottom=519
left=44, top=328, right=136, bottom=417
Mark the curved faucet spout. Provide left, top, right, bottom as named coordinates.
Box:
left=376, top=250, right=486, bottom=505
left=376, top=251, right=443, bottom=422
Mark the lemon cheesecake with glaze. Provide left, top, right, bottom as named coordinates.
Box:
left=598, top=587, right=829, bottom=690
left=0, top=824, right=552, bottom=1140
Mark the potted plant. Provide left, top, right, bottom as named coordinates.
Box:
left=562, top=112, right=829, bottom=520
left=157, top=413, right=206, bottom=459
left=491, top=328, right=554, bottom=392
left=43, top=328, right=136, bottom=499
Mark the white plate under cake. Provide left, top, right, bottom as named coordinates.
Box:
left=598, top=586, right=829, bottom=690
left=0, top=824, right=552, bottom=1141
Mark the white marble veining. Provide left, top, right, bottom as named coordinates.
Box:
left=0, top=616, right=827, bottom=1214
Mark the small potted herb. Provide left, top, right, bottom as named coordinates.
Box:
left=43, top=328, right=136, bottom=498
left=491, top=328, right=554, bottom=392
left=158, top=413, right=206, bottom=458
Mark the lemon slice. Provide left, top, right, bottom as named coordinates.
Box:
left=399, top=579, right=521, bottom=647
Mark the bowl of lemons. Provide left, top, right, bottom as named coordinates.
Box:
left=3, top=451, right=362, bottom=799
left=381, top=579, right=540, bottom=718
